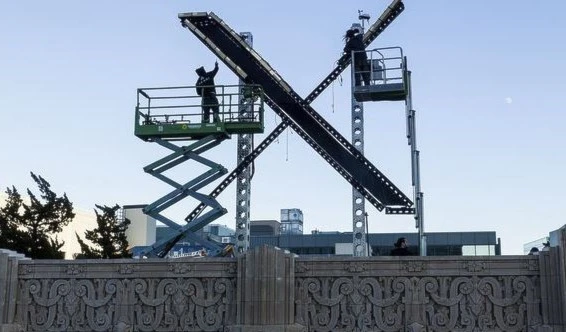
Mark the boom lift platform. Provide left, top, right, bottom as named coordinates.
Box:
left=348, top=45, right=425, bottom=254
left=352, top=47, right=408, bottom=102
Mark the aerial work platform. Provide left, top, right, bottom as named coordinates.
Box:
left=134, top=83, right=265, bottom=257
left=352, top=47, right=408, bottom=102
left=135, top=84, right=264, bottom=141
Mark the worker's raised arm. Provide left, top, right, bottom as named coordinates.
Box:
left=210, top=61, right=219, bottom=77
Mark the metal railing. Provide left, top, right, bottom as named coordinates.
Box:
left=353, top=46, right=405, bottom=85
left=136, top=84, right=264, bottom=126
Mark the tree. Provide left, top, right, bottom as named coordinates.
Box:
left=76, top=204, right=132, bottom=259
left=0, top=172, right=75, bottom=259
left=0, top=186, right=25, bottom=250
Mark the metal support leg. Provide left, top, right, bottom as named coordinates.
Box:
left=351, top=49, right=368, bottom=257
left=405, top=71, right=426, bottom=256
left=140, top=135, right=229, bottom=257
left=235, top=32, right=254, bottom=255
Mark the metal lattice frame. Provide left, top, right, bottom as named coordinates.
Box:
left=351, top=27, right=368, bottom=257
left=351, top=100, right=368, bottom=256
left=234, top=32, right=254, bottom=254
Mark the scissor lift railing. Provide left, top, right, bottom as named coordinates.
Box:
left=135, top=84, right=264, bottom=141
left=135, top=84, right=265, bottom=257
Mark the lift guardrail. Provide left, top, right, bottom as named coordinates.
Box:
left=135, top=84, right=264, bottom=141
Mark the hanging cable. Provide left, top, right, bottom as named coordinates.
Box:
left=332, top=72, right=344, bottom=114
left=250, top=134, right=255, bottom=179
left=332, top=80, right=335, bottom=113
left=274, top=113, right=280, bottom=144
left=286, top=127, right=289, bottom=161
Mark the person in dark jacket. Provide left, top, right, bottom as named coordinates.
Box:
left=195, top=61, right=220, bottom=123
left=343, top=28, right=371, bottom=87
left=390, top=237, right=411, bottom=256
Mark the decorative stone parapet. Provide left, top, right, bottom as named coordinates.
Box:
left=294, top=255, right=546, bottom=331
left=15, top=257, right=237, bottom=331
left=0, top=249, right=28, bottom=332
left=5, top=245, right=566, bottom=331
left=232, top=245, right=305, bottom=331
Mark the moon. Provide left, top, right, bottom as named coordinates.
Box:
left=505, top=97, right=513, bottom=104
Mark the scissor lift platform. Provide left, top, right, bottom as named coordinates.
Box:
left=135, top=84, right=265, bottom=141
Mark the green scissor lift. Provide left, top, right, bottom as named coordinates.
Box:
left=134, top=84, right=265, bottom=257
left=135, top=84, right=264, bottom=141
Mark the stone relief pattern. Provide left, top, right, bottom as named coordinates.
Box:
left=18, top=277, right=235, bottom=331
left=295, top=275, right=543, bottom=332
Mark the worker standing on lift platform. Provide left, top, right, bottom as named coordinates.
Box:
left=195, top=61, right=220, bottom=123
left=343, top=27, right=370, bottom=87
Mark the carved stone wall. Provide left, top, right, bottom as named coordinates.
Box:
left=15, top=258, right=237, bottom=331
left=2, top=247, right=566, bottom=331
left=294, top=256, right=545, bottom=331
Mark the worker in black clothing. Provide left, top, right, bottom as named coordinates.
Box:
left=343, top=28, right=371, bottom=87
left=195, top=61, right=220, bottom=123
left=390, top=237, right=411, bottom=256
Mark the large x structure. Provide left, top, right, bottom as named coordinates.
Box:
left=155, top=0, right=412, bottom=257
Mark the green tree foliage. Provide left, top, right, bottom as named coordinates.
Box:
left=0, top=186, right=25, bottom=250
left=76, top=204, right=132, bottom=259
left=0, top=172, right=75, bottom=259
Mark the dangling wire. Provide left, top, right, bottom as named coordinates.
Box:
left=331, top=80, right=335, bottom=113
left=285, top=127, right=289, bottom=161
left=274, top=113, right=280, bottom=144
left=336, top=55, right=344, bottom=87
left=332, top=59, right=344, bottom=113
left=250, top=134, right=255, bottom=179
left=332, top=72, right=344, bottom=114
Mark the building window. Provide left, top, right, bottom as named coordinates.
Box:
left=462, top=245, right=495, bottom=256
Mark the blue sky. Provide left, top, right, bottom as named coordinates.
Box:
left=1, top=1, right=565, bottom=255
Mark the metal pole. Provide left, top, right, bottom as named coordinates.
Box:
left=351, top=23, right=368, bottom=257
left=405, top=68, right=426, bottom=256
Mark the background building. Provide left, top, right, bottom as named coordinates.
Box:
left=280, top=208, right=303, bottom=235
left=250, top=220, right=280, bottom=236
left=523, top=236, right=549, bottom=254
left=251, top=231, right=500, bottom=256
left=126, top=206, right=502, bottom=257
left=123, top=205, right=156, bottom=248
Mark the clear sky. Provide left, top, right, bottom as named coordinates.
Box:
left=1, top=1, right=565, bottom=255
